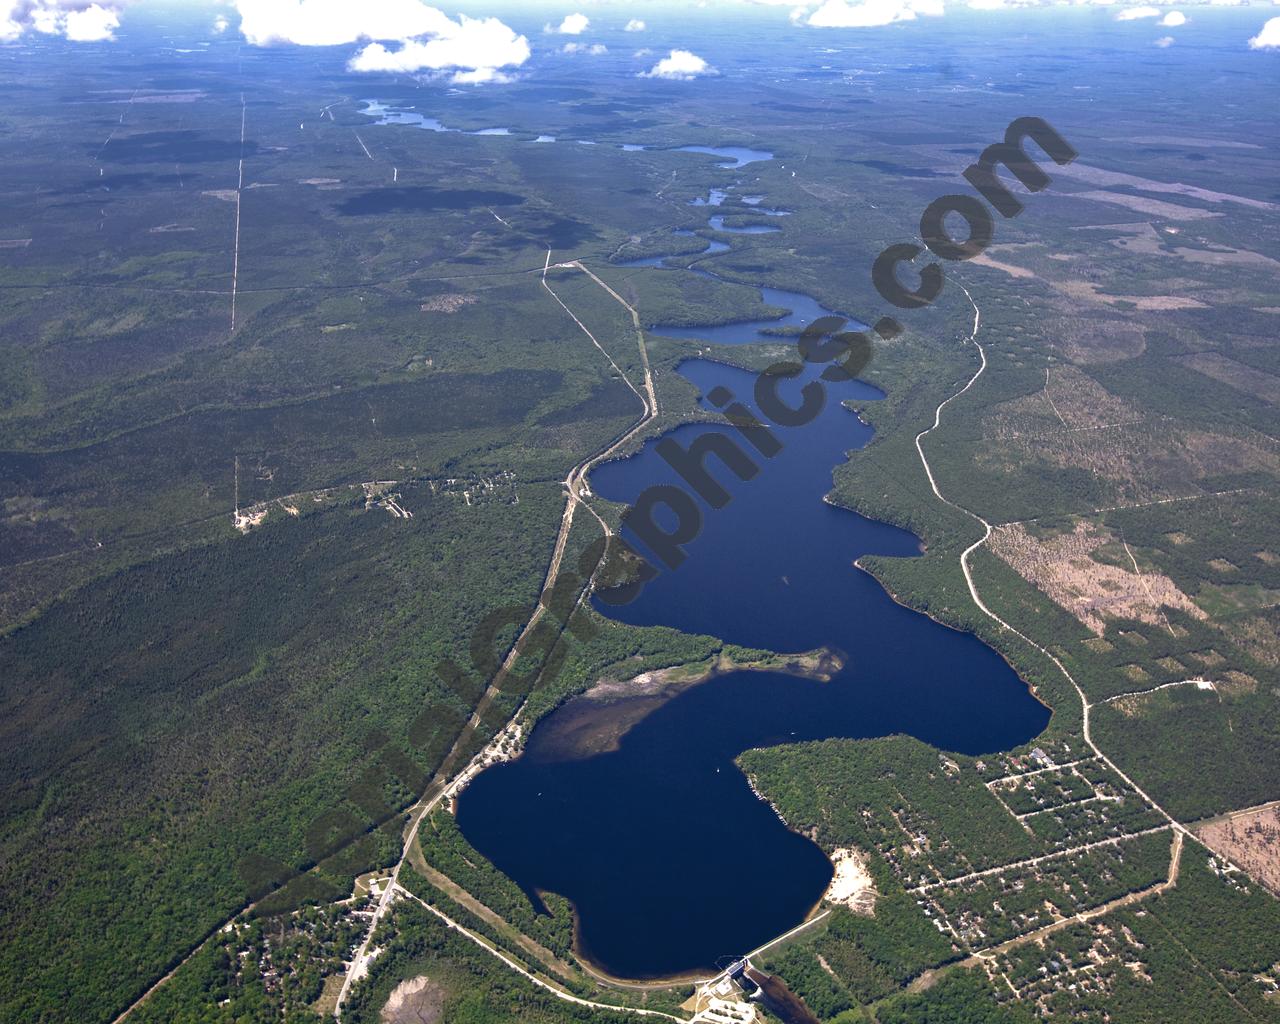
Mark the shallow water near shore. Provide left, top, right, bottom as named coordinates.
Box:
left=456, top=356, right=1049, bottom=979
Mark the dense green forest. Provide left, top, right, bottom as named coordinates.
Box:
left=2, top=10, right=1278, bottom=1024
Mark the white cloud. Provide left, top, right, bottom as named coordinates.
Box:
left=624, top=18, right=646, bottom=31
left=1154, top=33, right=1174, bottom=45
left=562, top=41, right=606, bottom=53
left=231, top=2, right=529, bottom=83
left=1161, top=10, right=1186, bottom=24
left=348, top=15, right=529, bottom=79
left=807, top=0, right=942, bottom=28
left=451, top=66, right=515, bottom=84
left=1249, top=15, right=1280, bottom=47
left=64, top=3, right=119, bottom=39
left=213, top=14, right=230, bottom=33
left=237, top=0, right=452, bottom=46
left=640, top=48, right=714, bottom=79
left=1115, top=6, right=1159, bottom=20
left=548, top=12, right=589, bottom=34
left=2, top=0, right=129, bottom=42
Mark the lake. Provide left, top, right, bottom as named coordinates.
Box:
left=650, top=286, right=852, bottom=346
left=456, top=350, right=1050, bottom=979
left=359, top=103, right=776, bottom=172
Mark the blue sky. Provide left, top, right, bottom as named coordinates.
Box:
left=3, top=0, right=1278, bottom=80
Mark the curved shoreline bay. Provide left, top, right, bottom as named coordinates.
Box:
left=457, top=355, right=1050, bottom=979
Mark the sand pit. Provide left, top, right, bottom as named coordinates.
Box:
left=823, top=847, right=877, bottom=915
left=381, top=975, right=444, bottom=1024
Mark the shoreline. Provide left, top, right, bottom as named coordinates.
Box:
left=532, top=646, right=845, bottom=763
left=851, top=553, right=1057, bottom=726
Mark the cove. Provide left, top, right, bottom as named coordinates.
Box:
left=455, top=353, right=1050, bottom=979
left=651, top=286, right=845, bottom=346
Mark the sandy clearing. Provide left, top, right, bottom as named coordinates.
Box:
left=1063, top=189, right=1222, bottom=221
left=1053, top=163, right=1278, bottom=211
left=823, top=847, right=877, bottom=914
left=380, top=975, right=444, bottom=1024
left=970, top=252, right=1035, bottom=279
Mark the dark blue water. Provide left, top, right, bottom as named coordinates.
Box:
left=616, top=231, right=730, bottom=269
left=456, top=354, right=1050, bottom=979
left=652, top=286, right=852, bottom=346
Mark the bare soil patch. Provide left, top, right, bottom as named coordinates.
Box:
left=990, top=520, right=1205, bottom=636
left=823, top=847, right=877, bottom=915
left=1197, top=803, right=1280, bottom=897
left=420, top=294, right=478, bottom=314
left=381, top=975, right=445, bottom=1024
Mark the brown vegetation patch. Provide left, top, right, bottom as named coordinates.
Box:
left=1055, top=279, right=1209, bottom=311
left=1157, top=657, right=1185, bottom=674
left=1197, top=803, right=1280, bottom=897
left=1176, top=353, right=1280, bottom=407
left=990, top=424, right=1280, bottom=509
left=1112, top=225, right=1280, bottom=271
left=1227, top=616, right=1280, bottom=669
left=989, top=520, right=1206, bottom=636
left=1065, top=190, right=1222, bottom=221
left=1048, top=315, right=1146, bottom=365
left=983, top=365, right=1140, bottom=438
left=1054, top=163, right=1278, bottom=210
left=1208, top=558, right=1239, bottom=573
left=1189, top=649, right=1226, bottom=668
left=1219, top=671, right=1258, bottom=698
